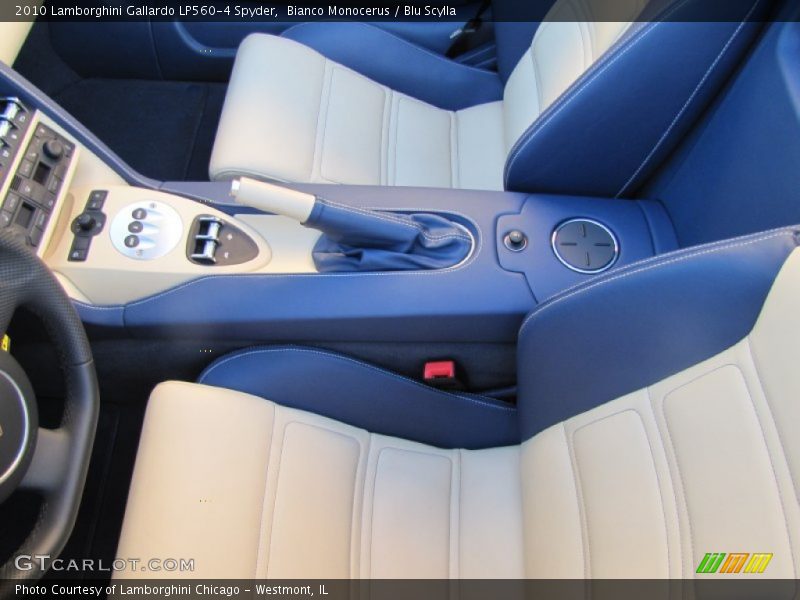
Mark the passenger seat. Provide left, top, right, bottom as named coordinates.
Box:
left=209, top=0, right=765, bottom=196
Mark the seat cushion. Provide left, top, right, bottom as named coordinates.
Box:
left=209, top=34, right=506, bottom=190
left=115, top=381, right=526, bottom=579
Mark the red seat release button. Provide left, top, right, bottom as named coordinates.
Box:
left=424, top=360, right=456, bottom=380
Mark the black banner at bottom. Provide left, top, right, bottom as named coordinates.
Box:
left=1, top=579, right=798, bottom=600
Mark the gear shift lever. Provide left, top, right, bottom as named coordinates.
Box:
left=230, top=177, right=472, bottom=273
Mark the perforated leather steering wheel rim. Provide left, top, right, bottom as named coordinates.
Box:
left=0, top=230, right=98, bottom=581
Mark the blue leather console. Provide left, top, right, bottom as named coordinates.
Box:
left=83, top=182, right=674, bottom=343
left=93, top=185, right=536, bottom=342
left=199, top=346, right=518, bottom=449
left=498, top=195, right=677, bottom=302
left=517, top=226, right=800, bottom=439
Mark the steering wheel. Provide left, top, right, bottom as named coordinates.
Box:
left=0, top=230, right=98, bottom=580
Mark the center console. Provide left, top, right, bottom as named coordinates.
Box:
left=0, top=85, right=677, bottom=344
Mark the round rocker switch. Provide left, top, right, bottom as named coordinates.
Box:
left=74, top=213, right=97, bottom=232
left=43, top=139, right=64, bottom=160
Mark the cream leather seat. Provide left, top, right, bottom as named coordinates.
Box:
left=209, top=0, right=764, bottom=195
left=116, top=228, right=800, bottom=579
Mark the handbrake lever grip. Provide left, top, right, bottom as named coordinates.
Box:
left=230, top=177, right=316, bottom=223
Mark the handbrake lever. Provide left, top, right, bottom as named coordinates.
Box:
left=230, top=177, right=316, bottom=223
left=229, top=177, right=472, bottom=273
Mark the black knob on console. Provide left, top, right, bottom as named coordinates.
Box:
left=43, top=139, right=64, bottom=160
left=75, top=213, right=96, bottom=232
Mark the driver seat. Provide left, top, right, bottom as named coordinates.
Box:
left=115, top=229, right=800, bottom=579
left=209, top=0, right=765, bottom=195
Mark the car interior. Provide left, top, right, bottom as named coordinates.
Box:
left=0, top=0, right=799, bottom=586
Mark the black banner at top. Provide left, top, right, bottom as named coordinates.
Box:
left=1, top=0, right=795, bottom=23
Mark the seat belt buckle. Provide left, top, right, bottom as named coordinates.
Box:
left=449, top=19, right=480, bottom=42
left=423, top=360, right=465, bottom=391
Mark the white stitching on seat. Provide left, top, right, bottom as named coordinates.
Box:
left=253, top=408, right=277, bottom=577
left=351, top=432, right=369, bottom=578
left=741, top=340, right=800, bottom=576
left=263, top=418, right=289, bottom=578
left=656, top=382, right=697, bottom=577
left=448, top=450, right=458, bottom=578
left=615, top=0, right=760, bottom=197
left=502, top=18, right=657, bottom=187
left=198, top=346, right=516, bottom=413
left=569, top=408, right=674, bottom=577
left=565, top=422, right=591, bottom=578
left=634, top=408, right=673, bottom=577
left=502, top=0, right=693, bottom=188
left=518, top=229, right=795, bottom=338
left=644, top=388, right=681, bottom=577
left=745, top=338, right=800, bottom=506
left=380, top=86, right=391, bottom=186
left=312, top=60, right=335, bottom=183
left=280, top=22, right=504, bottom=77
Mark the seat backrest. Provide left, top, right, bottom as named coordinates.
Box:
left=498, top=0, right=767, bottom=196
left=516, top=227, right=800, bottom=577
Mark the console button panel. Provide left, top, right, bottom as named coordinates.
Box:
left=1, top=99, right=74, bottom=249
left=110, top=200, right=183, bottom=260
left=186, top=215, right=259, bottom=266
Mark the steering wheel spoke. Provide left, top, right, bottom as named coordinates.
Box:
left=20, top=428, right=71, bottom=494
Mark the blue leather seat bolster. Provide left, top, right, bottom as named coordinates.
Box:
left=280, top=22, right=504, bottom=111
left=517, top=227, right=800, bottom=441
left=198, top=346, right=518, bottom=450
left=504, top=0, right=766, bottom=196
left=492, top=22, right=540, bottom=82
